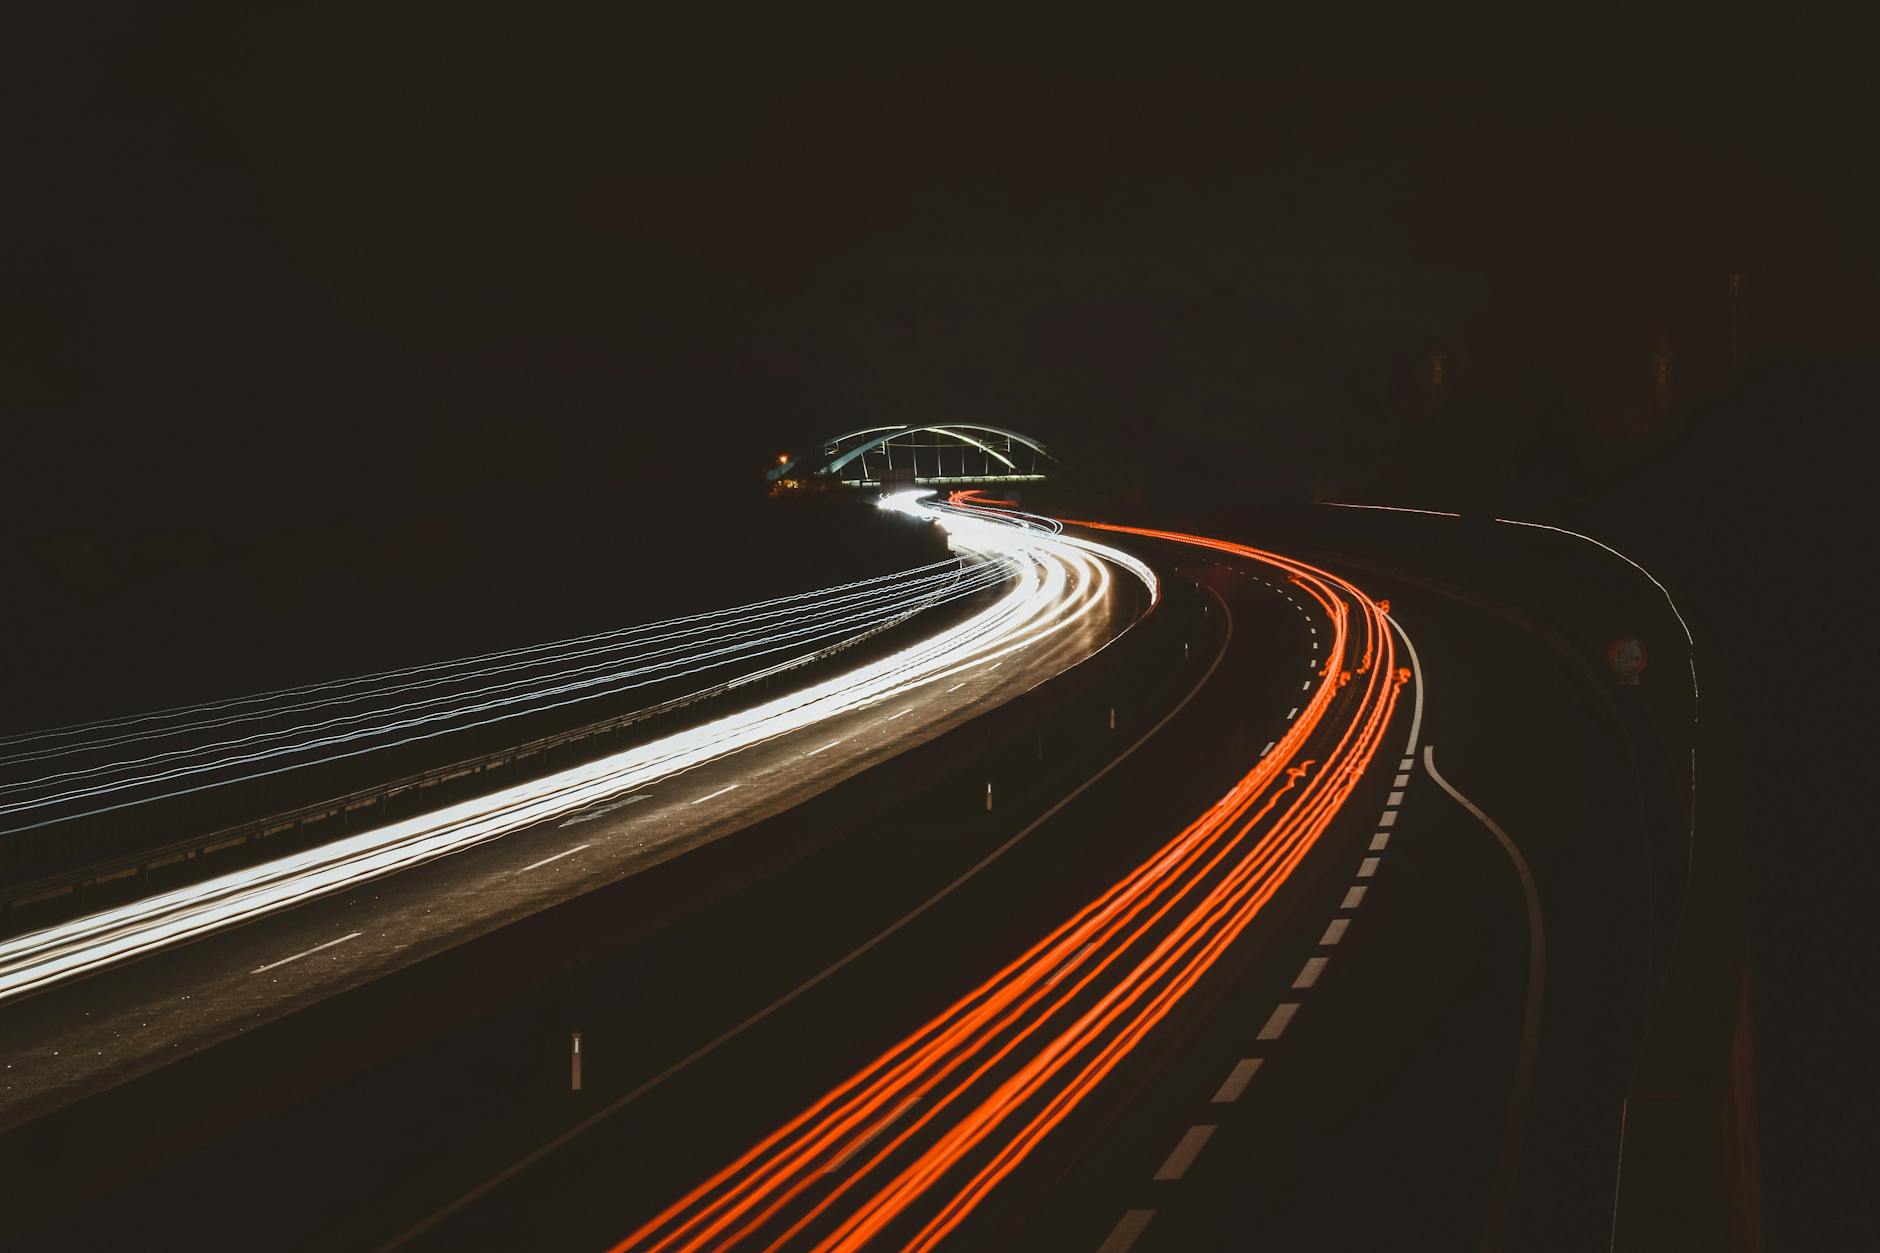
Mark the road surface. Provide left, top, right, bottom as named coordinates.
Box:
left=1, top=506, right=1667, bottom=1252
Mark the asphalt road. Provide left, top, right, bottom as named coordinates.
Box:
left=999, top=545, right=1655, bottom=1253
left=0, top=528, right=1140, bottom=1127
left=1, top=516, right=1667, bottom=1252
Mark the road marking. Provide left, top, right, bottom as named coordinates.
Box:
left=380, top=586, right=1247, bottom=1252
left=560, top=794, right=646, bottom=827
left=805, top=740, right=843, bottom=757
left=1212, top=1058, right=1264, bottom=1103
left=1311, top=641, right=1318, bottom=650
left=1096, top=1210, right=1156, bottom=1253
left=1393, top=774, right=1410, bottom=788
left=690, top=784, right=740, bottom=804
left=1154, top=1125, right=1217, bottom=1180
left=886, top=708, right=913, bottom=721
left=986, top=660, right=1003, bottom=671
left=1378, top=809, right=1398, bottom=827
left=1292, top=956, right=1328, bottom=988
left=945, top=683, right=967, bottom=693
left=1319, top=918, right=1348, bottom=945
left=1341, top=886, right=1367, bottom=908
left=1301, top=680, right=1311, bottom=691
left=1386, top=790, right=1404, bottom=807
left=1424, top=745, right=1546, bottom=1253
left=1260, top=741, right=1275, bottom=757
left=253, top=931, right=362, bottom=974
left=1256, top=1003, right=1298, bottom=1040
left=1286, top=707, right=1298, bottom=720
left=1400, top=757, right=1414, bottom=771
left=519, top=844, right=589, bottom=873
left=1369, top=832, right=1390, bottom=851
left=1357, top=856, right=1380, bottom=878
left=824, top=1095, right=919, bottom=1173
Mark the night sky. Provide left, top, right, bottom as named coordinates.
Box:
left=9, top=3, right=1875, bottom=530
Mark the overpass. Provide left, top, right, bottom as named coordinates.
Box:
left=769, top=423, right=1051, bottom=490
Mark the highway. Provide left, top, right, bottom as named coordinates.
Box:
left=0, top=502, right=1671, bottom=1252
left=0, top=500, right=1152, bottom=1134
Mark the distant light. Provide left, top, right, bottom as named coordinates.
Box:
left=778, top=454, right=790, bottom=465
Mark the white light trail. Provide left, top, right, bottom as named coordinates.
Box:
left=0, top=497, right=1153, bottom=1004
left=0, top=557, right=1012, bottom=830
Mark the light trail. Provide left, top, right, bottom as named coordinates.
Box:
left=0, top=497, right=1152, bottom=1005
left=0, top=559, right=981, bottom=754
left=0, top=560, right=1015, bottom=830
left=608, top=520, right=1406, bottom=1253
left=1, top=560, right=991, bottom=769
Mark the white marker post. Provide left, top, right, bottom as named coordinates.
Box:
left=571, top=1032, right=582, bottom=1091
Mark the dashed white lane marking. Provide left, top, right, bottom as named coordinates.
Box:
left=1393, top=773, right=1411, bottom=788
left=1357, top=856, right=1380, bottom=878
left=1369, top=832, right=1390, bottom=852
left=1256, top=1003, right=1298, bottom=1040
left=1097, top=1210, right=1156, bottom=1253
left=519, top=844, right=591, bottom=873
left=1386, top=790, right=1405, bottom=807
left=805, top=740, right=843, bottom=757
left=986, top=660, right=1004, bottom=671
left=1301, top=680, right=1311, bottom=691
left=1320, top=918, right=1349, bottom=945
left=1154, top=1125, right=1217, bottom=1180
left=886, top=707, right=913, bottom=721
left=1286, top=707, right=1298, bottom=720
left=824, top=1094, right=919, bottom=1173
left=690, top=784, right=740, bottom=804
left=1342, top=886, right=1368, bottom=908
left=1378, top=809, right=1398, bottom=827
left=253, top=931, right=362, bottom=974
left=1212, top=1058, right=1264, bottom=1103
left=1260, top=741, right=1275, bottom=757
left=387, top=587, right=1243, bottom=1252
left=560, top=794, right=647, bottom=827
left=945, top=683, right=967, bottom=693
left=1292, top=957, right=1328, bottom=989
left=1400, top=757, right=1414, bottom=770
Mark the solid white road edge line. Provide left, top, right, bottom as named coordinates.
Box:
left=1423, top=743, right=1546, bottom=1253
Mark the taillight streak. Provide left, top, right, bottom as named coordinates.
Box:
left=611, top=524, right=1406, bottom=1253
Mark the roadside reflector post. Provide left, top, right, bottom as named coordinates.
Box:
left=985, top=781, right=993, bottom=811
left=1184, top=640, right=1190, bottom=658
left=571, top=1032, right=582, bottom=1091
left=1108, top=707, right=1116, bottom=731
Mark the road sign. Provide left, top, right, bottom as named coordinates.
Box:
left=1606, top=637, right=1647, bottom=685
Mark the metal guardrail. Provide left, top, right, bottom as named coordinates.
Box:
left=0, top=599, right=928, bottom=929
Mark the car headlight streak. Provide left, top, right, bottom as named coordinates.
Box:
left=0, top=503, right=1154, bottom=1004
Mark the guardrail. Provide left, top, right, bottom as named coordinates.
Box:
left=0, top=596, right=933, bottom=934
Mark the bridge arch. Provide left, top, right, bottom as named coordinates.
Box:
left=770, top=424, right=1052, bottom=488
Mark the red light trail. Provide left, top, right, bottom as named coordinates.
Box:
left=609, top=522, right=1407, bottom=1253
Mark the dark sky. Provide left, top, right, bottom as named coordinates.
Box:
left=7, top=3, right=1875, bottom=528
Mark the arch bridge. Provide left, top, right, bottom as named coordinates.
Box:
left=769, top=424, right=1051, bottom=490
